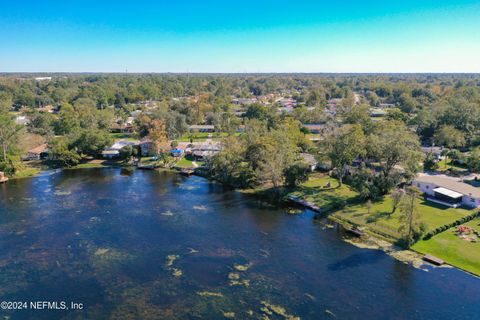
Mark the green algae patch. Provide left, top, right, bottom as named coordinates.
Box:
left=260, top=301, right=300, bottom=320
left=197, top=291, right=224, bottom=297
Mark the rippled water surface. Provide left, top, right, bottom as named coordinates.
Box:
left=0, top=168, right=479, bottom=319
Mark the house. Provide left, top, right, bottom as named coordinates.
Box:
left=302, top=124, right=326, bottom=135
left=232, top=98, right=257, bottom=105
left=15, top=115, right=30, bottom=125
left=139, top=139, right=153, bottom=156
left=414, top=174, right=480, bottom=208
left=188, top=125, right=215, bottom=133
left=421, top=146, right=444, bottom=161
left=191, top=142, right=221, bottom=159
left=300, top=153, right=318, bottom=172
left=102, top=140, right=138, bottom=159
left=370, top=108, right=387, bottom=117
left=25, top=144, right=49, bottom=160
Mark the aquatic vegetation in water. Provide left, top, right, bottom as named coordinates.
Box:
left=196, top=291, right=224, bottom=297
left=171, top=268, right=183, bottom=277
left=161, top=210, right=174, bottom=216
left=287, top=208, right=303, bottom=215
left=188, top=248, right=199, bottom=254
left=95, top=248, right=110, bottom=256
left=260, top=301, right=300, bottom=320
left=223, top=311, right=235, bottom=318
left=325, top=309, right=337, bottom=318
left=166, top=254, right=179, bottom=267
left=228, top=272, right=240, bottom=280
left=54, top=190, right=71, bottom=196
left=234, top=263, right=251, bottom=271
left=193, top=205, right=208, bottom=211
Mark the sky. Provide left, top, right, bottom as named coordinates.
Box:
left=1, top=0, right=480, bottom=73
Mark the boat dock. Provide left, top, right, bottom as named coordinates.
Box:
left=423, top=254, right=444, bottom=266
left=0, top=172, right=8, bottom=183
left=287, top=195, right=321, bottom=212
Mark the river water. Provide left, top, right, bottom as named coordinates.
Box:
left=0, top=168, right=479, bottom=319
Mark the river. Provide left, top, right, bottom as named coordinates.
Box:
left=0, top=168, right=479, bottom=319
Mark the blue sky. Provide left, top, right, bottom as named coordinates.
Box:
left=1, top=1, right=480, bottom=72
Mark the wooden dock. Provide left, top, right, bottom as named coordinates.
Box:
left=287, top=195, right=321, bottom=212
left=423, top=254, right=444, bottom=266
left=0, top=172, right=8, bottom=184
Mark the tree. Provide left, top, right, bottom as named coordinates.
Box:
left=391, top=188, right=405, bottom=214
left=435, top=125, right=465, bottom=149
left=326, top=124, right=366, bottom=186
left=284, top=162, right=309, bottom=188
left=367, top=121, right=423, bottom=190
left=423, top=152, right=439, bottom=171
left=398, top=186, right=424, bottom=248
left=466, top=148, right=480, bottom=173
left=0, top=114, right=24, bottom=164
left=148, top=119, right=169, bottom=155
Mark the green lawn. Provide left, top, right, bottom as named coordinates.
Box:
left=177, top=132, right=231, bottom=142
left=109, top=133, right=138, bottom=141
left=175, top=158, right=196, bottom=168
left=435, top=159, right=468, bottom=173
left=413, top=218, right=480, bottom=276
left=334, top=195, right=473, bottom=240
left=289, top=174, right=359, bottom=213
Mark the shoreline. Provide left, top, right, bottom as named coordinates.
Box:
left=5, top=166, right=479, bottom=277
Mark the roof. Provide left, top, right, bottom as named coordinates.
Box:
left=28, top=144, right=48, bottom=154
left=414, top=175, right=480, bottom=198
left=188, top=125, right=215, bottom=129
left=433, top=187, right=463, bottom=199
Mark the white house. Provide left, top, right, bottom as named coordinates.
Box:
left=414, top=174, right=480, bottom=208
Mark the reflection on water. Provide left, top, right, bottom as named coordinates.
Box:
left=0, top=168, right=479, bottom=319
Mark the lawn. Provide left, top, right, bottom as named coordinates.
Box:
left=109, top=133, right=138, bottom=141
left=177, top=132, right=231, bottom=142
left=413, top=218, right=480, bottom=276
left=435, top=158, right=468, bottom=173
left=334, top=195, right=473, bottom=240
left=175, top=158, right=196, bottom=168
left=289, top=174, right=359, bottom=213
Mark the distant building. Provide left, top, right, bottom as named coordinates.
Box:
left=299, top=153, right=318, bottom=172
left=414, top=174, right=480, bottom=208
left=188, top=125, right=215, bottom=133
left=25, top=144, right=49, bottom=161
left=232, top=98, right=257, bottom=105
left=15, top=115, right=30, bottom=126
left=191, top=142, right=221, bottom=159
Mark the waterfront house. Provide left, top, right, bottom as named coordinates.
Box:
left=414, top=174, right=480, bottom=208
left=191, top=142, right=221, bottom=159
left=25, top=144, right=49, bottom=161
left=102, top=140, right=138, bottom=159
left=139, top=139, right=153, bottom=156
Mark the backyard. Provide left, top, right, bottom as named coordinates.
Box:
left=413, top=218, right=480, bottom=276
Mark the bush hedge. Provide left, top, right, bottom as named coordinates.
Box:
left=422, top=210, right=480, bottom=240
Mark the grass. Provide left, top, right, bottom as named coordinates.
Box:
left=435, top=159, right=468, bottom=173
left=413, top=218, right=480, bottom=276
left=334, top=195, right=473, bottom=240
left=109, top=133, right=138, bottom=141
left=175, top=158, right=194, bottom=168
left=289, top=174, right=359, bottom=213
left=177, top=132, right=231, bottom=142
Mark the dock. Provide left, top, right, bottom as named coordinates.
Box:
left=423, top=254, right=444, bottom=266
left=287, top=195, right=321, bottom=212
left=0, top=172, right=8, bottom=183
